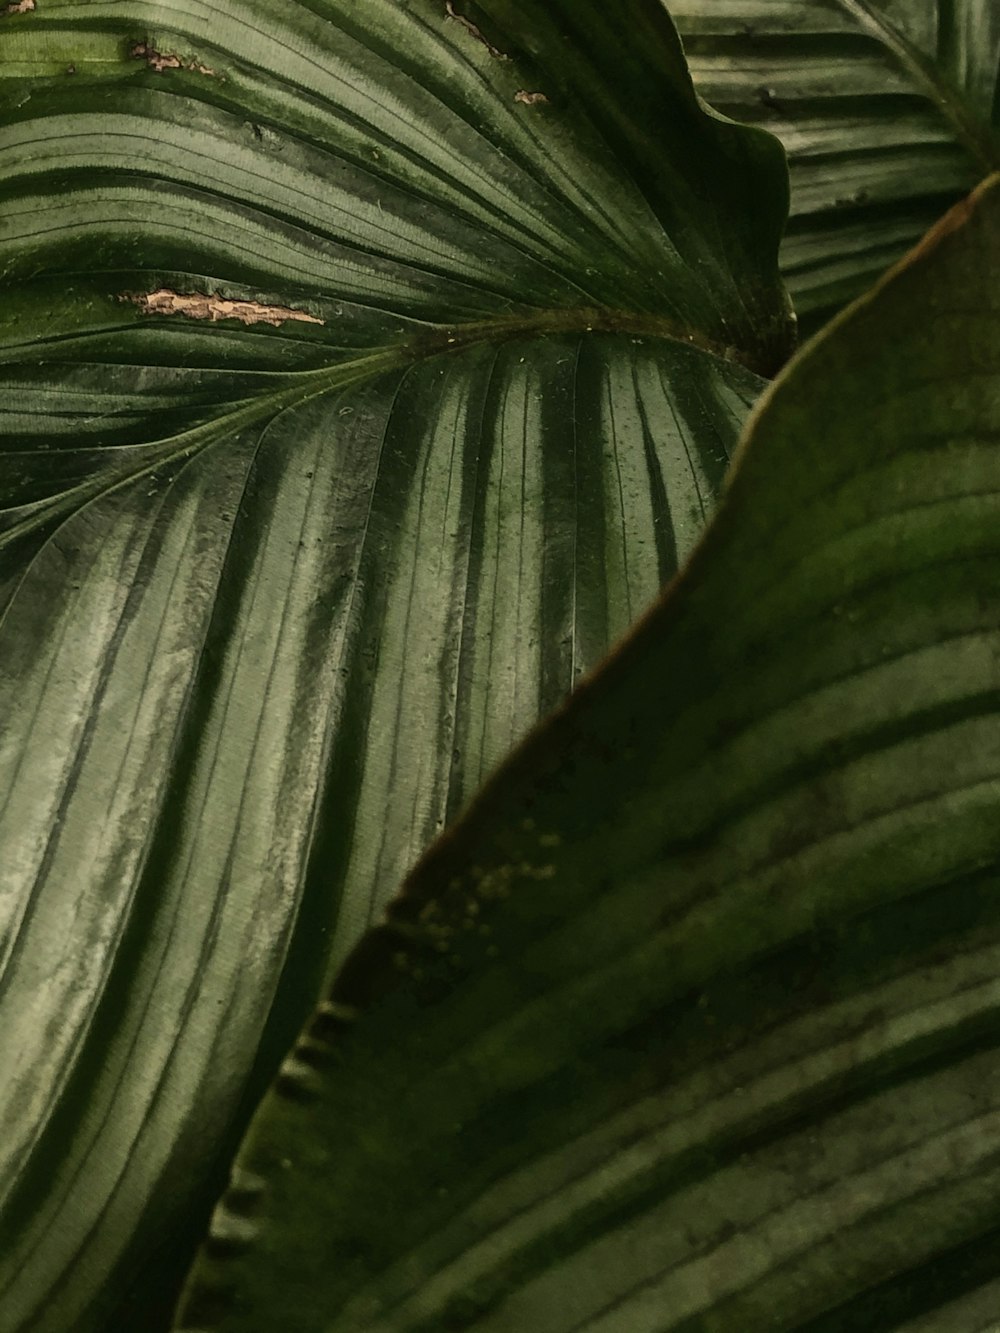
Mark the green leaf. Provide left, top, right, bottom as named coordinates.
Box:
left=178, top=175, right=1000, bottom=1332
left=0, top=2, right=790, bottom=1329
left=672, top=0, right=1000, bottom=329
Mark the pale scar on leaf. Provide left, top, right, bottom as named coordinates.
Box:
left=514, top=89, right=548, bottom=105
left=2, top=0, right=36, bottom=15
left=123, top=290, right=325, bottom=328
left=130, top=41, right=215, bottom=75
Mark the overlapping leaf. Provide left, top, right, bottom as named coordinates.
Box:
left=0, top=2, right=790, bottom=1329
left=179, top=178, right=1000, bottom=1331
left=672, top=0, right=1000, bottom=329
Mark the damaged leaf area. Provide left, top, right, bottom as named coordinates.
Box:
left=514, top=89, right=548, bottom=105
left=2, top=0, right=35, bottom=15
left=130, top=41, right=215, bottom=75
left=124, top=288, right=324, bottom=326
left=444, top=1, right=508, bottom=59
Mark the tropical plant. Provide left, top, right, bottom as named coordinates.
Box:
left=1, top=2, right=999, bottom=1330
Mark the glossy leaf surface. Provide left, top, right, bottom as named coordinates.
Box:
left=0, top=2, right=788, bottom=1329
left=673, top=0, right=1000, bottom=328
left=180, top=177, right=1000, bottom=1331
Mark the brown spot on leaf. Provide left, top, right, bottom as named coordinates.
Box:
left=514, top=89, right=548, bottom=106
left=130, top=41, right=215, bottom=75
left=123, top=289, right=324, bottom=328
left=130, top=42, right=180, bottom=71
left=2, top=0, right=36, bottom=15
left=444, top=2, right=508, bottom=59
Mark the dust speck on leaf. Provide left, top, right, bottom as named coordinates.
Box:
left=122, top=289, right=324, bottom=328
left=514, top=89, right=548, bottom=106
left=444, top=1, right=508, bottom=59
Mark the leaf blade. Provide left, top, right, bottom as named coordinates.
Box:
left=177, top=176, right=1000, bottom=1331
left=0, top=2, right=790, bottom=1325
left=0, top=341, right=760, bottom=1333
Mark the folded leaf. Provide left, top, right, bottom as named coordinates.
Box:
left=179, top=176, right=1000, bottom=1331
left=673, top=0, right=1000, bottom=329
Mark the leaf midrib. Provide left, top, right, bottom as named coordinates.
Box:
left=0, top=300, right=759, bottom=569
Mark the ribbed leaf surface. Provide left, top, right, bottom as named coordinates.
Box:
left=179, top=178, right=1000, bottom=1331
left=0, top=2, right=789, bottom=1329
left=672, top=0, right=1000, bottom=328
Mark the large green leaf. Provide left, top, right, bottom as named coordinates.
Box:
left=672, top=0, right=1000, bottom=329
left=178, top=176, right=1000, bottom=1331
left=0, top=2, right=790, bottom=1329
